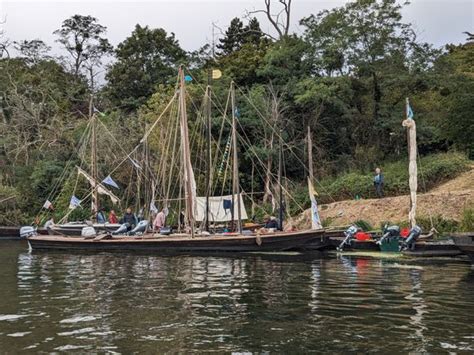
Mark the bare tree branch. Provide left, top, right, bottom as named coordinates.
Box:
left=246, top=0, right=292, bottom=40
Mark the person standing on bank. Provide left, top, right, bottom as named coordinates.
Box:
left=374, top=167, right=384, bottom=198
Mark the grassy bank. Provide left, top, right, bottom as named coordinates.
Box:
left=316, top=152, right=470, bottom=204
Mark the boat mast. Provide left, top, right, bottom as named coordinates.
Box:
left=89, top=95, right=98, bottom=215
left=278, top=128, right=284, bottom=231
left=179, top=66, right=195, bottom=237
left=230, top=81, right=242, bottom=233
left=205, top=83, right=212, bottom=232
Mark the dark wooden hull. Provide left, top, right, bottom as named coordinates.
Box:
left=0, top=226, right=21, bottom=239
left=27, top=230, right=325, bottom=253
left=300, top=234, right=331, bottom=250
left=451, top=233, right=474, bottom=262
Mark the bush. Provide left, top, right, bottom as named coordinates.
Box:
left=315, top=152, right=470, bottom=203
left=353, top=219, right=373, bottom=231
left=460, top=206, right=474, bottom=232
left=416, top=215, right=459, bottom=236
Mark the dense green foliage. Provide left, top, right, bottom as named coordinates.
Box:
left=0, top=0, right=472, bottom=225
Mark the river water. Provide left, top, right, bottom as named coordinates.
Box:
left=0, top=241, right=473, bottom=353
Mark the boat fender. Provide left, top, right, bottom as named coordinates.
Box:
left=19, top=226, right=37, bottom=239
left=256, top=235, right=262, bottom=246
left=81, top=226, right=97, bottom=239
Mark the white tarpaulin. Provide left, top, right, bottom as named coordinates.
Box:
left=195, top=194, right=248, bottom=222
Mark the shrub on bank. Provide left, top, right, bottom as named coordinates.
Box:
left=316, top=152, right=470, bottom=203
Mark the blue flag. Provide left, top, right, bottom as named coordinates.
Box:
left=69, top=195, right=81, bottom=210
left=184, top=75, right=193, bottom=82
left=102, top=175, right=119, bottom=189
left=234, top=107, right=241, bottom=119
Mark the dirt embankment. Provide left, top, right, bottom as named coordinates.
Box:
left=293, top=168, right=474, bottom=229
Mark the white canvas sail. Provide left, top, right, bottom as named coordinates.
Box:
left=195, top=194, right=248, bottom=222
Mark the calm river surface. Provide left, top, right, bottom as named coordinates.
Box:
left=0, top=241, right=473, bottom=353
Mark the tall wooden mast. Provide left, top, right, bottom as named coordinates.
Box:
left=205, top=84, right=212, bottom=232
left=278, top=128, right=284, bottom=231
left=89, top=95, right=98, bottom=214
left=230, top=81, right=242, bottom=233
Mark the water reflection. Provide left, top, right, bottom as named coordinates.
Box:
left=0, top=243, right=472, bottom=352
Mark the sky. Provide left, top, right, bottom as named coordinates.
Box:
left=0, top=0, right=473, bottom=56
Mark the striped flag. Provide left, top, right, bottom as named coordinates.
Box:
left=42, top=200, right=53, bottom=210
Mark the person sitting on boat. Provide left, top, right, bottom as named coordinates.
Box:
left=121, top=208, right=138, bottom=230
left=264, top=216, right=278, bottom=229
left=96, top=208, right=106, bottom=224
left=373, top=167, right=384, bottom=198
left=44, top=217, right=55, bottom=230
left=153, top=208, right=166, bottom=231
left=108, top=210, right=118, bottom=224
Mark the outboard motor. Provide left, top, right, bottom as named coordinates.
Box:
left=112, top=223, right=130, bottom=235
left=377, top=225, right=400, bottom=252
left=400, top=225, right=422, bottom=251
left=19, top=226, right=37, bottom=239
left=337, top=225, right=359, bottom=251
left=129, top=220, right=149, bottom=236
left=81, top=226, right=97, bottom=239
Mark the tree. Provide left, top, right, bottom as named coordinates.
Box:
left=106, top=24, right=186, bottom=111
left=301, top=0, right=439, bottom=153
left=247, top=0, right=292, bottom=40
left=54, top=14, right=113, bottom=88
left=0, top=15, right=9, bottom=59
left=217, top=18, right=245, bottom=56
left=242, top=17, right=265, bottom=46
left=435, top=41, right=474, bottom=157
left=14, top=39, right=51, bottom=65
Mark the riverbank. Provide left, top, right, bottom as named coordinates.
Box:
left=294, top=167, right=474, bottom=231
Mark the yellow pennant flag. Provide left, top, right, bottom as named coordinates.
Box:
left=212, top=69, right=222, bottom=79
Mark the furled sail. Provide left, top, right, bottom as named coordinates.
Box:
left=402, top=98, right=417, bottom=227
left=77, top=167, right=120, bottom=205
left=307, top=177, right=323, bottom=230
left=178, top=67, right=197, bottom=228
left=195, top=194, right=248, bottom=222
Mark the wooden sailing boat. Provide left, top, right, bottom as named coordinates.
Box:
left=27, top=67, right=325, bottom=252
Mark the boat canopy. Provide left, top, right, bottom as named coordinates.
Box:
left=195, top=194, right=248, bottom=222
